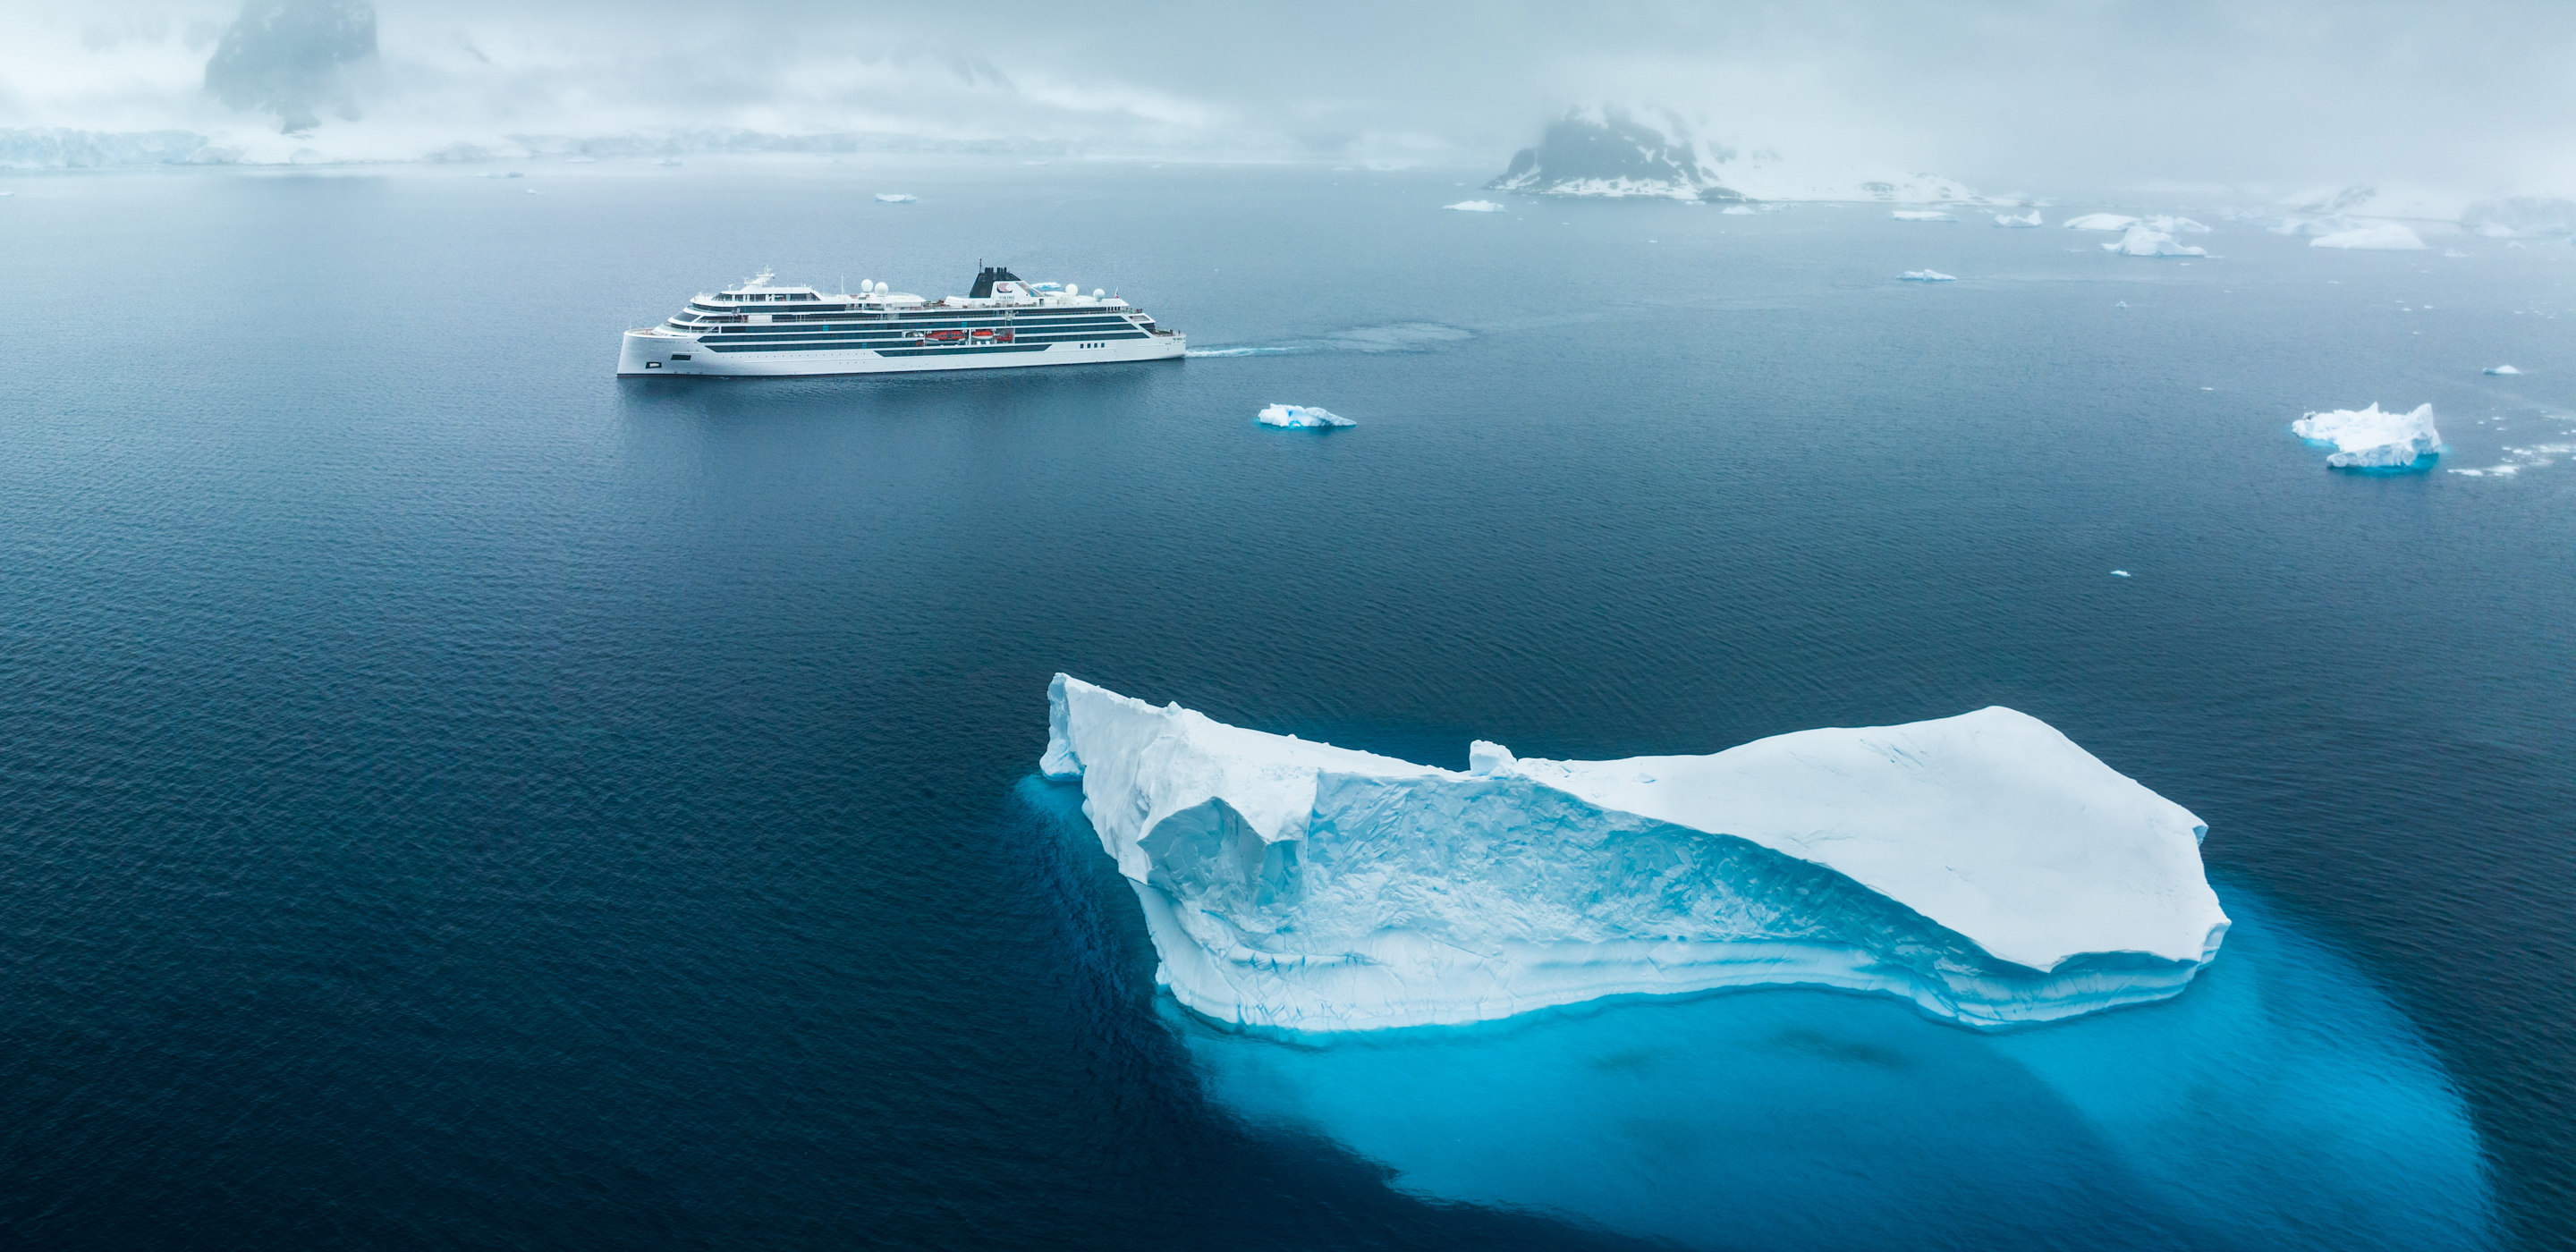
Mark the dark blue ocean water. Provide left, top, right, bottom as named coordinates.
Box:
left=2, top=159, right=2572, bottom=1250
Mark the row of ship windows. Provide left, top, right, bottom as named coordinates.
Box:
left=673, top=329, right=1153, bottom=342
left=665, top=317, right=1148, bottom=326
left=682, top=304, right=1143, bottom=320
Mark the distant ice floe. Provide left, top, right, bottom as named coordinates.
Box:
left=2311, top=224, right=2426, bottom=250
left=1258, top=403, right=1355, bottom=428
left=2144, top=215, right=2211, bottom=233
left=1892, top=209, right=1954, bottom=222
left=2452, top=441, right=2575, bottom=477
left=1443, top=199, right=1505, bottom=212
left=1720, top=205, right=1757, bottom=215
left=2484, top=365, right=2522, bottom=375
left=2111, top=570, right=2131, bottom=577
left=1901, top=269, right=1957, bottom=282
left=1994, top=210, right=2043, bottom=227
left=2104, top=225, right=2208, bottom=258
left=2292, top=402, right=2442, bottom=470
left=875, top=192, right=918, bottom=203
left=2063, top=213, right=2140, bottom=231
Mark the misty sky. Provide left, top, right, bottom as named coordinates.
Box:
left=7, top=1, right=2575, bottom=196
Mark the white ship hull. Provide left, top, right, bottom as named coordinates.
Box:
left=617, top=327, right=1186, bottom=377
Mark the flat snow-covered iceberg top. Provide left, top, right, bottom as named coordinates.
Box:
left=2292, top=402, right=2442, bottom=469
left=1041, top=674, right=2230, bottom=1033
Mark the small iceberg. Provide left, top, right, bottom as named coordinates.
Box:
left=2292, top=402, right=2442, bottom=470
left=1900, top=269, right=1957, bottom=282
left=1258, top=403, right=1355, bottom=428
left=1892, top=209, right=1954, bottom=222
left=2144, top=215, right=2212, bottom=233
left=1443, top=199, right=1505, bottom=212
left=2063, top=213, right=2140, bottom=231
left=2104, top=225, right=2207, bottom=257
left=1993, top=210, right=2043, bottom=227
left=875, top=192, right=919, bottom=203
left=2311, top=224, right=2426, bottom=250
left=2111, top=570, right=2131, bottom=577
left=1720, top=205, right=1757, bottom=216
left=2485, top=364, right=2521, bottom=375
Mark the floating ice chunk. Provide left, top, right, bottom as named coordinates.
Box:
left=1443, top=199, right=1505, bottom=212
left=1993, top=210, right=2043, bottom=227
left=2104, top=225, right=2207, bottom=257
left=2063, top=213, right=2140, bottom=231
left=2485, top=364, right=2522, bottom=375
left=2292, top=402, right=2442, bottom=470
left=875, top=192, right=919, bottom=203
left=1257, top=403, right=1355, bottom=428
left=1900, top=269, right=1957, bottom=282
left=1041, top=674, right=2230, bottom=1034
left=1720, top=205, right=1757, bottom=216
left=2311, top=224, right=2427, bottom=250
left=2111, top=570, right=2131, bottom=577
left=1892, top=209, right=1954, bottom=222
left=2144, top=215, right=2212, bottom=233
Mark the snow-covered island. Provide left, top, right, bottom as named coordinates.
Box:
left=1484, top=106, right=1983, bottom=205
left=2292, top=403, right=2443, bottom=470
left=1040, top=675, right=2231, bottom=1034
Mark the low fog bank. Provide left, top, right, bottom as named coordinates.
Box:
left=6, top=0, right=2575, bottom=211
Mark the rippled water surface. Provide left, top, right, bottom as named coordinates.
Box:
left=2, top=160, right=2572, bottom=1249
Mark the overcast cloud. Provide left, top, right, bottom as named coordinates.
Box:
left=5, top=1, right=2573, bottom=198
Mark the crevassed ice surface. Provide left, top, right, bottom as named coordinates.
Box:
left=2293, top=402, right=2444, bottom=469
left=1042, top=674, right=2230, bottom=1032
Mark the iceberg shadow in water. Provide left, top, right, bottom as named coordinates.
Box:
left=1175, top=884, right=2495, bottom=1251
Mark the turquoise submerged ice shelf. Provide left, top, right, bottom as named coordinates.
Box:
left=1181, top=890, right=2496, bottom=1251
left=1040, top=675, right=2232, bottom=1032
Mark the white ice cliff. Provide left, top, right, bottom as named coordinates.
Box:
left=2292, top=403, right=2443, bottom=469
left=1041, top=675, right=2231, bottom=1034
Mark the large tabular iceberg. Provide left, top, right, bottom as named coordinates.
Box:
left=1041, top=675, right=2230, bottom=1033
left=2292, top=402, right=2442, bottom=470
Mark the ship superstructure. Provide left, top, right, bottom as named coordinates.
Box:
left=618, top=266, right=1185, bottom=376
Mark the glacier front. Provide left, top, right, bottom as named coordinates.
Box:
left=1041, top=675, right=2230, bottom=1033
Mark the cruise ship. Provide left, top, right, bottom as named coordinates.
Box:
left=617, top=266, right=1185, bottom=376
